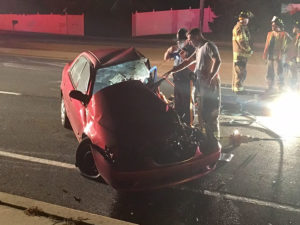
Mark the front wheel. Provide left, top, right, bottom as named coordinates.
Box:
left=61, top=97, right=71, bottom=129
left=76, top=138, right=101, bottom=179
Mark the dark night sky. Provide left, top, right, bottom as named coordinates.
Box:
left=0, top=0, right=287, bottom=14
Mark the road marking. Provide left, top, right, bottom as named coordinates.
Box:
left=176, top=186, right=300, bottom=213
left=48, top=80, right=62, bottom=84
left=2, top=62, right=45, bottom=71
left=21, top=58, right=65, bottom=68
left=0, top=150, right=76, bottom=169
left=1, top=149, right=300, bottom=213
left=0, top=91, right=21, bottom=95
left=203, top=190, right=300, bottom=213
left=221, top=86, right=265, bottom=93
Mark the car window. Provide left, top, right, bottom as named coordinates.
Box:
left=77, top=62, right=90, bottom=94
left=70, top=56, right=88, bottom=90
left=93, top=59, right=149, bottom=94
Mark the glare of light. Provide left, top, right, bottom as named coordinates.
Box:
left=233, top=129, right=240, bottom=136
left=265, top=91, right=300, bottom=138
left=84, top=121, right=93, bottom=135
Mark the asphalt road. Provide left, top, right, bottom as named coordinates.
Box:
left=0, top=42, right=300, bottom=225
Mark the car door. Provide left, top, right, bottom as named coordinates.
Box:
left=66, top=55, right=92, bottom=140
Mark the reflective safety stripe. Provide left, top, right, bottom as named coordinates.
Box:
left=232, top=22, right=251, bottom=59
left=233, top=52, right=251, bottom=61
left=233, top=35, right=249, bottom=42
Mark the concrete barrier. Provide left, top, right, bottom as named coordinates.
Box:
left=0, top=14, right=84, bottom=36
left=132, top=7, right=217, bottom=37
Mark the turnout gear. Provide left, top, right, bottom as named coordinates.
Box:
left=294, top=22, right=300, bottom=63
left=296, top=33, right=300, bottom=63
left=263, top=16, right=288, bottom=90
left=232, top=11, right=253, bottom=92
left=263, top=31, right=287, bottom=60
left=286, top=21, right=300, bottom=90
left=232, top=22, right=252, bottom=60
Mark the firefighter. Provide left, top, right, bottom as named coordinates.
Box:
left=232, top=10, right=254, bottom=93
left=263, top=16, right=288, bottom=92
left=164, top=28, right=195, bottom=125
left=286, top=21, right=300, bottom=90
left=295, top=22, right=300, bottom=90
left=163, top=28, right=221, bottom=140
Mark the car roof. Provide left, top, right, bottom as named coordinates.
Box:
left=88, top=47, right=146, bottom=69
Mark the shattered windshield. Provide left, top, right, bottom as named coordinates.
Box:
left=93, top=59, right=150, bottom=94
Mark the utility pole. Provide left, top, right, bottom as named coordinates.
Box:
left=199, top=0, right=205, bottom=33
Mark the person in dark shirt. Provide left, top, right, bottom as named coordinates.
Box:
left=164, top=28, right=221, bottom=139
left=164, top=28, right=195, bottom=125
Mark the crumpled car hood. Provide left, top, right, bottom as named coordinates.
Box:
left=90, top=80, right=175, bottom=149
left=89, top=80, right=218, bottom=170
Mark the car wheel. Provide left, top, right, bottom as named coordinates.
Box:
left=76, top=138, right=101, bottom=179
left=61, top=97, right=71, bottom=129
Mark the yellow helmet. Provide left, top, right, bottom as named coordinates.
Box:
left=294, top=21, right=300, bottom=29
left=238, top=10, right=254, bottom=19
left=271, top=16, right=284, bottom=29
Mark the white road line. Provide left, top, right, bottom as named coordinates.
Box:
left=221, top=86, right=265, bottom=93
left=2, top=62, right=45, bottom=71
left=0, top=91, right=21, bottom=95
left=175, top=187, right=300, bottom=214
left=203, top=190, right=300, bottom=213
left=1, top=149, right=300, bottom=213
left=48, top=80, right=62, bottom=84
left=21, top=58, right=65, bottom=67
left=0, top=150, right=76, bottom=169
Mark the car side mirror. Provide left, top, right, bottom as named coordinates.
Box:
left=69, top=90, right=88, bottom=103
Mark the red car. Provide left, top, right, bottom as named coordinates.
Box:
left=60, top=47, right=221, bottom=191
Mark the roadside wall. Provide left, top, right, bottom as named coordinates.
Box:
left=281, top=4, right=300, bottom=14
left=0, top=14, right=84, bottom=36
left=132, top=7, right=217, bottom=37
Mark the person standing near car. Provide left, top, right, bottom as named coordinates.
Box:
left=294, top=21, right=300, bottom=90
left=232, top=10, right=254, bottom=93
left=263, top=16, right=288, bottom=92
left=164, top=28, right=195, bottom=125
left=164, top=28, right=221, bottom=139
left=286, top=21, right=300, bottom=90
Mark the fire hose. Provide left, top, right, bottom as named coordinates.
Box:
left=219, top=132, right=286, bottom=147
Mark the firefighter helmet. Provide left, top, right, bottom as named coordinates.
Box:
left=271, top=16, right=284, bottom=28
left=238, top=10, right=254, bottom=19
left=176, top=28, right=188, bottom=41
left=294, top=20, right=300, bottom=29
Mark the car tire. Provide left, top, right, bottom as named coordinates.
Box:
left=76, top=138, right=101, bottom=180
left=61, top=97, right=71, bottom=129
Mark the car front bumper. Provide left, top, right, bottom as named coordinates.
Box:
left=92, top=146, right=221, bottom=191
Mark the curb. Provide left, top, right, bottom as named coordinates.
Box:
left=0, top=192, right=137, bottom=225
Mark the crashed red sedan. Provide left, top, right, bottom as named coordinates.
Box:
left=60, top=47, right=221, bottom=191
